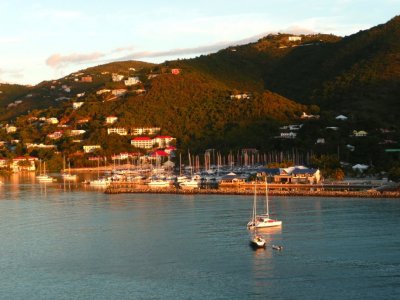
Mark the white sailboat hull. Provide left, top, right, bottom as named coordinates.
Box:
left=247, top=218, right=282, bottom=228
left=249, top=235, right=266, bottom=248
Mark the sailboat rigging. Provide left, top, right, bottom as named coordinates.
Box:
left=247, top=178, right=282, bottom=228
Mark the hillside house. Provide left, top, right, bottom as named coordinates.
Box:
left=301, top=112, right=320, bottom=119
left=153, top=136, right=174, bottom=148
left=124, top=77, right=141, bottom=86
left=77, top=117, right=90, bottom=124
left=131, top=127, right=160, bottom=135
left=171, top=69, right=181, bottom=75
left=279, top=132, right=297, bottom=139
left=112, top=73, right=124, bottom=82
left=316, top=138, right=325, bottom=144
left=336, top=115, right=348, bottom=121
left=96, top=89, right=111, bottom=95
left=107, top=128, right=128, bottom=136
left=131, top=137, right=153, bottom=149
left=11, top=156, right=37, bottom=172
left=47, top=131, right=63, bottom=139
left=288, top=36, right=302, bottom=42
left=68, top=130, right=86, bottom=136
left=83, top=145, right=101, bottom=153
left=352, top=130, right=368, bottom=137
left=111, top=89, right=127, bottom=97
left=0, top=158, right=7, bottom=168
left=26, top=143, right=57, bottom=149
left=76, top=92, right=85, bottom=98
left=111, top=153, right=129, bottom=160
left=46, top=117, right=59, bottom=124
left=80, top=76, right=93, bottom=82
left=73, top=102, right=84, bottom=109
left=230, top=93, right=251, bottom=100
left=106, top=116, right=118, bottom=124
left=5, top=125, right=17, bottom=133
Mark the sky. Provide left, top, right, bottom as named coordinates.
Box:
left=0, top=0, right=399, bottom=85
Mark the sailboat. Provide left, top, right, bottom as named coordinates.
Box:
left=36, top=161, right=55, bottom=182
left=89, top=157, right=110, bottom=186
left=247, top=178, right=282, bottom=228
left=249, top=231, right=267, bottom=248
left=248, top=184, right=267, bottom=248
left=62, top=158, right=77, bottom=180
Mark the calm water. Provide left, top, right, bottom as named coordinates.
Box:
left=0, top=176, right=400, bottom=299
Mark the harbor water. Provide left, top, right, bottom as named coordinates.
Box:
left=0, top=178, right=399, bottom=299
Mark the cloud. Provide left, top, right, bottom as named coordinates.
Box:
left=0, top=67, right=24, bottom=83
left=46, top=52, right=105, bottom=68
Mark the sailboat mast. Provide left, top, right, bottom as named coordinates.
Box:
left=252, top=183, right=257, bottom=223
left=265, top=176, right=269, bottom=217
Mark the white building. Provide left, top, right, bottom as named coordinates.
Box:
left=106, top=116, right=118, bottom=124
left=107, top=128, right=128, bottom=136
left=152, top=136, right=174, bottom=148
left=46, top=118, right=59, bottom=124
left=5, top=125, right=17, bottom=133
left=69, top=130, right=86, bottom=136
left=336, top=115, right=348, bottom=121
left=96, top=89, right=111, bottom=95
left=288, top=36, right=302, bottom=42
left=279, top=132, right=297, bottom=139
left=73, top=102, right=84, bottom=109
left=131, top=127, right=161, bottom=135
left=112, top=73, right=124, bottom=82
left=83, top=145, right=101, bottom=153
left=124, top=77, right=141, bottom=86
left=131, top=137, right=154, bottom=149
left=111, top=89, right=127, bottom=97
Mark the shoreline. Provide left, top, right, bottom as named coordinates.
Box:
left=104, top=186, right=400, bottom=198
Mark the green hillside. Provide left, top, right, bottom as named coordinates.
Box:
left=1, top=16, right=400, bottom=176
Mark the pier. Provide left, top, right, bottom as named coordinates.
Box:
left=104, top=182, right=400, bottom=198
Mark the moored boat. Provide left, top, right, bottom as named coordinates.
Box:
left=249, top=234, right=266, bottom=248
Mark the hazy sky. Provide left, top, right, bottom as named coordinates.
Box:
left=1, top=0, right=399, bottom=85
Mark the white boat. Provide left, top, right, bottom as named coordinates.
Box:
left=249, top=233, right=266, bottom=248
left=179, top=178, right=200, bottom=189
left=147, top=180, right=170, bottom=188
left=62, top=160, right=77, bottom=180
left=89, top=177, right=111, bottom=186
left=247, top=179, right=282, bottom=229
left=62, top=173, right=77, bottom=180
left=36, top=161, right=56, bottom=182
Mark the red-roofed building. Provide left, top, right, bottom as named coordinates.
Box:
left=171, top=68, right=180, bottom=75
left=131, top=137, right=153, bottom=149
left=165, top=146, right=177, bottom=154
left=150, top=150, right=169, bottom=157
